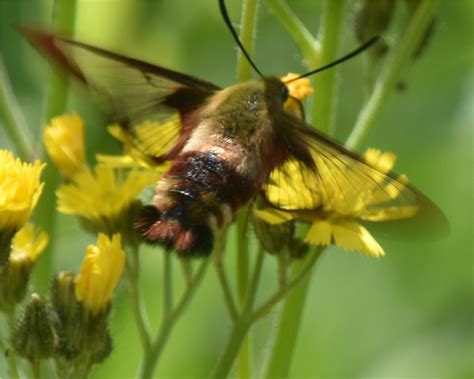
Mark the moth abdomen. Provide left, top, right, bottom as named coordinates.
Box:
left=135, top=150, right=254, bottom=257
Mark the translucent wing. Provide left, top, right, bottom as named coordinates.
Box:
left=264, top=114, right=448, bottom=239
left=22, top=27, right=221, bottom=161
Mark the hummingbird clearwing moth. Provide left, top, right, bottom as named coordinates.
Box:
left=21, top=0, right=448, bottom=257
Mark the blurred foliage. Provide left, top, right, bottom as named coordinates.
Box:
left=0, top=0, right=473, bottom=378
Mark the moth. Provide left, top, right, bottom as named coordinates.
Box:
left=22, top=0, right=447, bottom=256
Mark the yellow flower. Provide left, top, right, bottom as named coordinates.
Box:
left=255, top=149, right=418, bottom=257
left=0, top=224, right=48, bottom=307
left=43, top=113, right=86, bottom=177
left=75, top=233, right=125, bottom=316
left=0, top=150, right=45, bottom=231
left=281, top=72, right=314, bottom=118
left=9, top=223, right=48, bottom=265
left=56, top=164, right=159, bottom=234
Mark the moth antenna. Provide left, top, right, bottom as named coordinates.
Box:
left=219, top=0, right=264, bottom=78
left=285, top=36, right=380, bottom=83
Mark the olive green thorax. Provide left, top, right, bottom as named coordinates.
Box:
left=203, top=77, right=288, bottom=143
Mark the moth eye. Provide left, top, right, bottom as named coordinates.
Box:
left=280, top=84, right=289, bottom=101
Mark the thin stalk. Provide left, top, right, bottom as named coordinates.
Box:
left=163, top=250, right=173, bottom=317
left=138, top=259, right=209, bottom=379
left=213, top=258, right=238, bottom=322
left=29, top=360, right=41, bottom=379
left=125, top=245, right=152, bottom=352
left=263, top=248, right=321, bottom=379
left=180, top=258, right=193, bottom=287
left=212, top=245, right=265, bottom=379
left=235, top=0, right=259, bottom=371
left=34, top=0, right=77, bottom=294
left=251, top=248, right=322, bottom=322
left=312, top=0, right=348, bottom=133
left=0, top=57, right=35, bottom=161
left=346, top=0, right=438, bottom=149
left=265, top=0, right=320, bottom=68
left=4, top=311, right=20, bottom=379
left=236, top=0, right=260, bottom=81
left=211, top=318, right=252, bottom=379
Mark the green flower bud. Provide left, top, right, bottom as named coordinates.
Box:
left=11, top=293, right=58, bottom=361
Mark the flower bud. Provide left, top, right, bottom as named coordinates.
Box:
left=0, top=224, right=48, bottom=309
left=10, top=293, right=58, bottom=361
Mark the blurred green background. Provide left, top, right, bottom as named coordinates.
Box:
left=0, top=0, right=472, bottom=378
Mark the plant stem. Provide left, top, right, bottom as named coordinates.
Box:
left=213, top=256, right=238, bottom=322
left=33, top=0, right=77, bottom=295
left=251, top=248, right=322, bottom=322
left=345, top=0, right=438, bottom=150
left=163, top=250, right=173, bottom=317
left=263, top=248, right=321, bottom=379
left=312, top=0, right=348, bottom=134
left=29, top=360, right=41, bottom=379
left=235, top=209, right=251, bottom=378
left=235, top=0, right=259, bottom=372
left=125, top=245, right=151, bottom=352
left=212, top=318, right=252, bottom=379
left=4, top=311, right=20, bottom=379
left=212, top=245, right=265, bottom=379
left=265, top=0, right=320, bottom=68
left=236, top=0, right=260, bottom=81
left=138, top=259, right=209, bottom=379
left=0, top=57, right=35, bottom=161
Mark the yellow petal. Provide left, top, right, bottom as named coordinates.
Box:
left=332, top=219, right=385, bottom=257
left=0, top=150, right=45, bottom=231
left=10, top=223, right=48, bottom=263
left=253, top=205, right=296, bottom=225
left=75, top=233, right=125, bottom=315
left=305, top=220, right=332, bottom=246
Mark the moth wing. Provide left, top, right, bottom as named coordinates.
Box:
left=22, top=27, right=221, bottom=162
left=263, top=115, right=449, bottom=240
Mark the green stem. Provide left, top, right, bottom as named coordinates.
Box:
left=235, top=0, right=259, bottom=371
left=251, top=248, right=322, bottom=323
left=125, top=245, right=152, bottom=352
left=213, top=257, right=238, bottom=322
left=4, top=311, right=20, bottom=379
left=345, top=0, right=438, bottom=150
left=236, top=0, right=260, bottom=81
left=265, top=0, right=320, bottom=68
left=212, top=245, right=265, bottom=379
left=163, top=250, right=173, bottom=317
left=263, top=248, right=321, bottom=379
left=312, top=0, right=348, bottom=134
left=236, top=207, right=251, bottom=379
left=33, top=0, right=77, bottom=295
left=138, top=259, right=209, bottom=379
left=211, top=318, right=252, bottom=379
left=0, top=57, right=35, bottom=161
left=29, top=359, right=41, bottom=379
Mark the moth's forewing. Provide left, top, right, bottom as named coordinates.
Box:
left=263, top=113, right=449, bottom=242
left=21, top=27, right=221, bottom=162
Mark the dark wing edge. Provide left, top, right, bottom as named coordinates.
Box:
left=20, top=26, right=221, bottom=162
left=264, top=113, right=449, bottom=242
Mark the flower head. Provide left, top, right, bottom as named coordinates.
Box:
left=255, top=148, right=418, bottom=257
left=57, top=164, right=159, bottom=234
left=10, top=223, right=48, bottom=265
left=0, top=150, right=45, bottom=232
left=43, top=113, right=86, bottom=177
left=0, top=224, right=48, bottom=308
left=74, top=233, right=125, bottom=316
